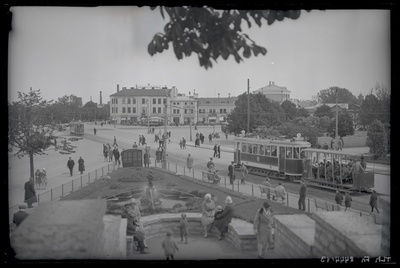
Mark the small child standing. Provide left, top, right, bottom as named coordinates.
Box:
left=179, top=213, right=189, bottom=244
left=344, top=192, right=352, bottom=211
left=162, top=231, right=179, bottom=260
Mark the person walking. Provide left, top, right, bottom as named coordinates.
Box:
left=113, top=148, right=121, bottom=167
left=94, top=127, right=97, bottom=135
left=13, top=204, right=29, bottom=228
left=143, top=151, right=150, bottom=167
left=132, top=142, right=138, bottom=148
left=78, top=156, right=85, bottom=175
left=213, top=196, right=235, bottom=240
left=344, top=192, right=352, bottom=211
left=335, top=190, right=344, bottom=207
left=179, top=213, right=189, bottom=244
left=275, top=183, right=286, bottom=204
left=208, top=133, right=212, bottom=143
left=213, top=144, right=218, bottom=158
left=142, top=135, right=147, bottom=145
left=40, top=168, right=47, bottom=190
left=186, top=154, right=193, bottom=172
left=217, top=144, right=221, bottom=158
left=262, top=177, right=272, bottom=200
left=34, top=169, right=42, bottom=190
left=113, top=136, right=118, bottom=147
left=253, top=201, right=274, bottom=259
left=67, top=157, right=75, bottom=177
left=228, top=161, right=235, bottom=185
left=201, top=193, right=215, bottom=238
left=24, top=177, right=37, bottom=208
left=182, top=137, right=186, bottom=149
left=103, top=144, right=108, bottom=162
left=369, top=190, right=380, bottom=214
left=298, top=180, right=307, bottom=211
left=239, top=163, right=248, bottom=184
left=162, top=231, right=179, bottom=261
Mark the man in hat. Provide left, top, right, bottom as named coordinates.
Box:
left=122, top=202, right=149, bottom=254
left=24, top=177, right=37, bottom=208
left=228, top=161, right=235, bottom=185
left=13, top=204, right=29, bottom=227
left=298, top=180, right=307, bottom=211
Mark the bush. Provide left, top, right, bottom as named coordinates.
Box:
left=366, top=120, right=388, bottom=159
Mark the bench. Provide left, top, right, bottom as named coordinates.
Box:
left=202, top=171, right=221, bottom=184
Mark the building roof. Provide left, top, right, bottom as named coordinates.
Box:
left=253, top=82, right=291, bottom=94
left=110, top=88, right=171, bottom=97
left=196, top=97, right=238, bottom=103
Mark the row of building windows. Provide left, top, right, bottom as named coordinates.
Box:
left=172, top=109, right=194, bottom=114
left=172, top=102, right=194, bottom=106
left=241, top=143, right=308, bottom=159
left=111, top=97, right=167, bottom=105
left=198, top=108, right=229, bottom=114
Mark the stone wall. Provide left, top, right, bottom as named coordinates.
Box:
left=10, top=200, right=107, bottom=260
left=273, top=214, right=315, bottom=258
left=379, top=196, right=390, bottom=256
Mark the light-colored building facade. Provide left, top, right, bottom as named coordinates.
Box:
left=196, top=95, right=238, bottom=124
left=253, top=81, right=291, bottom=103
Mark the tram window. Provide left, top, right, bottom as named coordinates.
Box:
left=286, top=147, right=293, bottom=159
left=253, top=145, right=258, bottom=155
left=248, top=145, right=253, bottom=154
left=300, top=147, right=307, bottom=159
left=265, top=146, right=271, bottom=156
left=242, top=143, right=247, bottom=153
left=271, top=146, right=277, bottom=156
left=259, top=145, right=264, bottom=155
left=293, top=147, right=300, bottom=159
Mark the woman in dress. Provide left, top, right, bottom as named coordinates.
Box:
left=201, top=193, right=215, bottom=238
left=253, top=201, right=274, bottom=259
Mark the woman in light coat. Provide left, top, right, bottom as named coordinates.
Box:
left=201, top=193, right=215, bottom=238
left=253, top=201, right=274, bottom=259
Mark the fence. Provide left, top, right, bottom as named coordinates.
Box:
left=153, top=160, right=382, bottom=225
left=9, top=162, right=117, bottom=223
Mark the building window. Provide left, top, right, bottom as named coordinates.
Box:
left=184, top=109, right=187, bottom=114
left=132, top=98, right=136, bottom=104
left=153, top=107, right=156, bottom=113
left=142, top=107, right=146, bottom=114
left=153, top=98, right=156, bottom=104
left=122, top=98, right=126, bottom=104
left=128, top=107, right=131, bottom=113
left=158, top=98, right=161, bottom=104
left=132, top=107, right=136, bottom=113
left=127, top=98, right=131, bottom=104
left=163, top=98, right=166, bottom=104
left=158, top=107, right=161, bottom=113
left=112, top=107, right=114, bottom=113
left=122, top=107, right=126, bottom=113
left=142, top=98, right=146, bottom=104
left=191, top=109, right=194, bottom=114
left=209, top=109, right=212, bottom=113
left=115, top=107, right=118, bottom=113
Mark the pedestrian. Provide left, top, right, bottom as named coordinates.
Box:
left=213, top=196, right=235, bottom=240
left=144, top=151, right=150, bottom=167
left=40, top=168, right=47, bottom=189
left=274, top=183, right=286, bottom=204
left=24, top=177, right=37, bottom=208
left=201, top=193, right=215, bottom=238
left=94, top=127, right=97, bottom=135
left=323, top=143, right=328, bottom=150
left=67, top=157, right=75, bottom=177
left=103, top=144, right=108, bottom=161
left=337, top=137, right=343, bottom=150
left=344, top=192, right=352, bottom=211
left=208, top=133, right=212, bottom=143
left=239, top=163, right=248, bottom=184
left=113, top=148, right=121, bottom=167
left=142, top=135, right=147, bottom=145
left=225, top=131, right=228, bottom=140
left=369, top=190, right=380, bottom=214
left=139, top=135, right=142, bottom=146
left=200, top=133, right=204, bottom=144
left=179, top=213, right=189, bottom=244
left=262, top=177, right=272, bottom=200
left=108, top=147, right=114, bottom=162
left=213, top=144, right=218, bottom=157
left=217, top=144, right=221, bottom=158
left=113, top=136, right=118, bottom=147
left=206, top=157, right=214, bottom=172
left=186, top=154, right=193, bottom=171
left=154, top=134, right=159, bottom=143
left=335, top=190, right=343, bottom=207
left=360, top=156, right=367, bottom=170
left=34, top=168, right=42, bottom=190
left=123, top=203, right=148, bottom=254
left=78, top=156, right=85, bottom=174
left=132, top=142, right=138, bottom=148
left=147, top=171, right=154, bottom=188
left=330, top=138, right=334, bottom=150
left=253, top=201, right=274, bottom=259
left=179, top=139, right=183, bottom=149
left=350, top=159, right=364, bottom=181
left=228, top=161, right=235, bottom=184
left=162, top=231, right=179, bottom=261
left=13, top=204, right=29, bottom=228
left=298, top=180, right=307, bottom=211
left=182, top=137, right=186, bottom=149
left=156, top=147, right=162, bottom=162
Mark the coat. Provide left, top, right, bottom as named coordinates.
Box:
left=78, top=158, right=85, bottom=172
left=13, top=210, right=29, bottom=226
left=24, top=180, right=37, bottom=203
left=186, top=156, right=193, bottom=169
left=253, top=208, right=273, bottom=246
left=67, top=159, right=75, bottom=170
left=201, top=200, right=215, bottom=226
left=335, top=192, right=343, bottom=205
left=299, top=184, right=307, bottom=198
left=369, top=193, right=378, bottom=208
left=113, top=149, right=120, bottom=159
left=345, top=195, right=352, bottom=207
left=162, top=237, right=179, bottom=257
left=144, top=153, right=150, bottom=165
left=213, top=204, right=234, bottom=233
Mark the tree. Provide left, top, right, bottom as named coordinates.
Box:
left=359, top=94, right=381, bottom=127
left=226, top=92, right=284, bottom=134
left=317, top=87, right=358, bottom=105
left=148, top=7, right=309, bottom=69
left=373, top=82, right=390, bottom=124
left=366, top=119, right=387, bottom=159
left=280, top=100, right=297, bottom=120
left=8, top=88, right=56, bottom=178
left=327, top=113, right=355, bottom=138
left=314, top=104, right=333, bottom=118
left=296, top=108, right=309, bottom=118
left=277, top=123, right=321, bottom=147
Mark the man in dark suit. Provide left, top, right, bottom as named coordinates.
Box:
left=24, top=177, right=37, bottom=208
left=228, top=161, right=235, bottom=185
left=67, top=157, right=75, bottom=177
left=13, top=204, right=29, bottom=227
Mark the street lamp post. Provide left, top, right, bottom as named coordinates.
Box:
left=189, top=119, right=192, bottom=142
left=147, top=97, right=150, bottom=134
left=162, top=104, right=168, bottom=169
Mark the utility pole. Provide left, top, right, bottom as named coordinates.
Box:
left=162, top=104, right=168, bottom=169
left=247, top=79, right=250, bottom=134
left=189, top=119, right=192, bottom=141
left=147, top=97, right=150, bottom=133
left=335, top=88, right=339, bottom=150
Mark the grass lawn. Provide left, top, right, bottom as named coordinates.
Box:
left=60, top=166, right=303, bottom=223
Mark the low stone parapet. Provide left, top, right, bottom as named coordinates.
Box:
left=140, top=213, right=257, bottom=252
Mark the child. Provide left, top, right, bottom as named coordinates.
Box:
left=179, top=213, right=189, bottom=244
left=214, top=205, right=224, bottom=220
left=162, top=231, right=179, bottom=260
left=344, top=192, right=352, bottom=211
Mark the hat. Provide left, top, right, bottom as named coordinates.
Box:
left=216, top=205, right=223, bottom=212
left=205, top=193, right=212, bottom=200
left=18, top=204, right=27, bottom=209
left=225, top=196, right=233, bottom=204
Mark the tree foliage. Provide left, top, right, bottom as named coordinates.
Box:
left=280, top=100, right=297, bottom=120
left=8, top=89, right=55, bottom=177
left=277, top=123, right=321, bottom=147
left=148, top=7, right=308, bottom=69
left=359, top=94, right=381, bottom=127
left=317, top=86, right=357, bottom=105
left=314, top=104, right=333, bottom=118
left=366, top=119, right=388, bottom=159
left=327, top=113, right=354, bottom=138
left=226, top=92, right=284, bottom=134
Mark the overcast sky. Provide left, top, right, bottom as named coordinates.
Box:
left=7, top=6, right=390, bottom=104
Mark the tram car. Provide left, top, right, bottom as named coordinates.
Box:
left=301, top=148, right=374, bottom=192
left=69, top=121, right=84, bottom=135
left=233, top=135, right=311, bottom=181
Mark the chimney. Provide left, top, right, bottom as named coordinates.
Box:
left=100, top=91, right=102, bottom=105
left=117, top=84, right=119, bottom=92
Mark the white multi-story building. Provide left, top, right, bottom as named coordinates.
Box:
left=253, top=81, right=291, bottom=103
left=196, top=94, right=238, bottom=124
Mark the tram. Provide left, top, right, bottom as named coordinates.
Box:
left=301, top=148, right=374, bottom=192
left=233, top=135, right=311, bottom=181
left=70, top=121, right=84, bottom=135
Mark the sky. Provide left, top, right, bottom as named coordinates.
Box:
left=7, top=6, right=391, bottom=105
